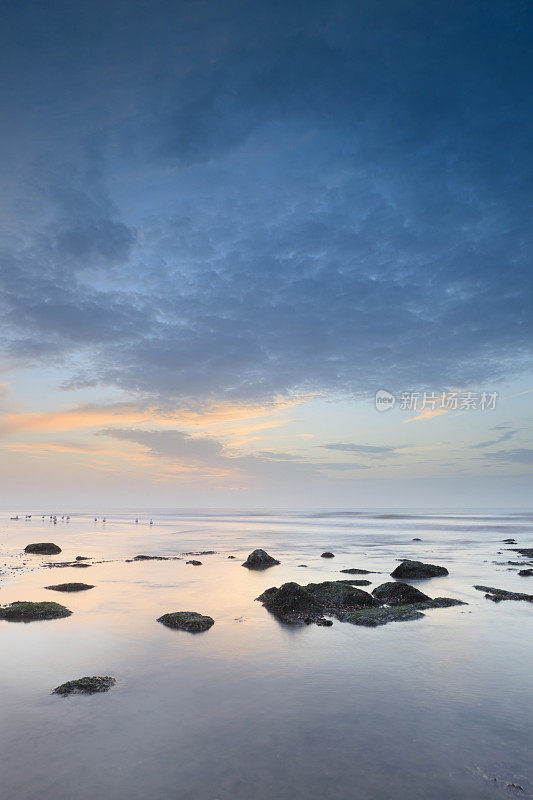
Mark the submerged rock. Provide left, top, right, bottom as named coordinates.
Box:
left=43, top=560, right=92, bottom=568
left=509, top=548, right=533, bottom=559
left=0, top=601, right=72, bottom=621
left=257, top=579, right=464, bottom=626
left=518, top=569, right=533, bottom=577
left=242, top=549, right=280, bottom=569
left=132, top=554, right=181, bottom=561
left=52, top=676, right=116, bottom=695
left=24, top=542, right=62, bottom=555
left=372, top=581, right=430, bottom=606
left=340, top=567, right=374, bottom=574
left=338, top=579, right=371, bottom=586
left=474, top=585, right=533, bottom=603
left=321, top=552, right=335, bottom=558
left=45, top=583, right=94, bottom=592
left=502, top=539, right=517, bottom=544
left=341, top=606, right=426, bottom=627
left=186, top=560, right=202, bottom=565
left=391, top=560, right=449, bottom=579
left=412, top=537, right=422, bottom=541
left=228, top=555, right=236, bottom=559
left=157, top=611, right=214, bottom=632
left=75, top=556, right=90, bottom=561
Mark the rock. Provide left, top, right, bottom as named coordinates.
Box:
left=502, top=539, right=517, bottom=544
left=132, top=554, right=181, bottom=561
left=157, top=611, right=214, bottom=632
left=341, top=606, right=426, bottom=626
left=52, top=676, right=116, bottom=695
left=412, top=538, right=422, bottom=541
left=0, top=601, right=72, bottom=621
left=24, top=542, right=62, bottom=555
left=303, top=581, right=377, bottom=610
left=186, top=560, right=202, bottom=565
left=228, top=555, right=236, bottom=559
left=45, top=583, right=94, bottom=592
left=182, top=551, right=216, bottom=556
left=75, top=556, right=90, bottom=561
left=257, top=583, right=323, bottom=621
left=518, top=569, right=533, bottom=576
left=321, top=552, right=335, bottom=558
left=242, top=549, right=280, bottom=569
left=391, top=560, right=449, bottom=579
left=474, top=585, right=533, bottom=603
left=340, top=568, right=374, bottom=574
left=372, top=582, right=430, bottom=605
left=315, top=618, right=333, bottom=627
left=338, top=579, right=371, bottom=586
left=257, top=579, right=465, bottom=626
left=298, top=564, right=308, bottom=567
left=509, top=548, right=533, bottom=558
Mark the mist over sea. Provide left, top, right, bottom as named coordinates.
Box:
left=1, top=509, right=532, bottom=800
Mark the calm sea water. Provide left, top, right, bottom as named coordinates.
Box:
left=0, top=509, right=532, bottom=800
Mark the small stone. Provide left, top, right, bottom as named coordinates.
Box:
left=186, top=560, right=202, bottom=565
left=321, top=552, right=335, bottom=558
left=52, top=676, right=116, bottom=695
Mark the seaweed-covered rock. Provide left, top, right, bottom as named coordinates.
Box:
left=372, top=581, right=430, bottom=606
left=52, top=676, right=116, bottom=695
left=303, top=581, right=377, bottom=610
left=24, top=542, right=62, bottom=555
left=242, top=549, right=280, bottom=569
left=341, top=606, right=426, bottom=627
left=0, top=601, right=72, bottom=621
left=391, top=560, right=449, bottom=579
left=321, top=552, right=335, bottom=558
left=518, top=569, right=533, bottom=577
left=257, top=582, right=323, bottom=621
left=474, top=585, right=533, bottom=603
left=45, top=583, right=94, bottom=592
left=257, top=579, right=465, bottom=627
left=156, top=611, right=214, bottom=632
left=338, top=579, right=371, bottom=586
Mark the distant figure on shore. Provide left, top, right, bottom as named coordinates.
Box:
left=150, top=519, right=153, bottom=525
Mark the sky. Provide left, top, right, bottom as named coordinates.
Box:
left=0, top=0, right=531, bottom=510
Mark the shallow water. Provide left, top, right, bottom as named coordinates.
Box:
left=1, top=509, right=532, bottom=800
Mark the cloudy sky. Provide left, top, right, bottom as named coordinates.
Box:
left=0, top=0, right=531, bottom=509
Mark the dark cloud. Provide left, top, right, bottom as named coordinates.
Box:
left=321, top=443, right=402, bottom=456
left=0, top=0, right=531, bottom=401
left=473, top=428, right=518, bottom=449
left=480, top=449, right=533, bottom=464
